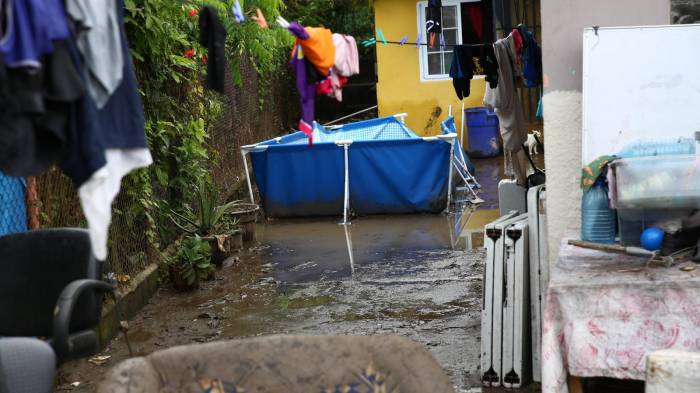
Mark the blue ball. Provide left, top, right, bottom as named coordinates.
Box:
left=640, top=227, right=665, bottom=251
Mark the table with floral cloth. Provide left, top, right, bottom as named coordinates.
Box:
left=542, top=230, right=700, bottom=393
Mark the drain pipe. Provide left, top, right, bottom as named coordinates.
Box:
left=336, top=140, right=353, bottom=224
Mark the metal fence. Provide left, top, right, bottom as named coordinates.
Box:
left=28, top=54, right=296, bottom=279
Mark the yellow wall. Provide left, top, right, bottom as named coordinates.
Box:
left=374, top=0, right=486, bottom=146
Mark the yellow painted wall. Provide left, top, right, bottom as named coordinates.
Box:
left=374, top=0, right=486, bottom=146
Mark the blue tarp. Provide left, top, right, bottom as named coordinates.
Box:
left=250, top=116, right=451, bottom=217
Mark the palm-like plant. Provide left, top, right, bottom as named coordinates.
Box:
left=169, top=180, right=239, bottom=236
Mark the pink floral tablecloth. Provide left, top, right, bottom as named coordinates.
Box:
left=542, top=232, right=700, bottom=393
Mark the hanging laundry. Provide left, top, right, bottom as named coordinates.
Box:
left=521, top=26, right=542, bottom=88
left=511, top=28, right=524, bottom=55
left=0, top=0, right=70, bottom=68
left=60, top=0, right=152, bottom=260
left=332, top=34, right=359, bottom=77
left=0, top=0, right=84, bottom=177
left=483, top=35, right=527, bottom=184
left=252, top=8, right=268, bottom=29
left=290, top=43, right=316, bottom=126
left=449, top=45, right=473, bottom=100
left=232, top=0, right=244, bottom=23
left=479, top=43, right=499, bottom=89
left=289, top=22, right=335, bottom=77
left=199, top=6, right=228, bottom=94
left=316, top=73, right=348, bottom=102
left=66, top=0, right=124, bottom=109
left=426, top=0, right=442, bottom=35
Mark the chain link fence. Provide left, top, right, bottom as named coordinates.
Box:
left=28, top=53, right=296, bottom=279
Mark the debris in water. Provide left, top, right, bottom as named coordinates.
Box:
left=88, top=355, right=111, bottom=366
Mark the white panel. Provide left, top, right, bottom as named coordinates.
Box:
left=582, top=24, right=700, bottom=164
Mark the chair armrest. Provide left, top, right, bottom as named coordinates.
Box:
left=52, top=279, right=115, bottom=359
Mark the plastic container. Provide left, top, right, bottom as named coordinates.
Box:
left=617, top=137, right=695, bottom=158
left=617, top=208, right=693, bottom=246
left=581, top=182, right=616, bottom=244
left=612, top=155, right=700, bottom=209
left=466, top=107, right=501, bottom=158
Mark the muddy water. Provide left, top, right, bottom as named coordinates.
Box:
left=58, top=212, right=490, bottom=392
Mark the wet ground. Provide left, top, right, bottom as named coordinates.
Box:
left=57, top=156, right=545, bottom=392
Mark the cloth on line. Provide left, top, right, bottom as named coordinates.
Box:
left=290, top=44, right=316, bottom=125
left=426, top=0, right=442, bottom=34
left=60, top=0, right=152, bottom=260
left=483, top=35, right=526, bottom=154
left=449, top=45, right=474, bottom=100
left=479, top=43, right=499, bottom=89
left=290, top=24, right=334, bottom=77
left=0, top=0, right=70, bottom=68
left=66, top=0, right=124, bottom=109
left=332, top=33, right=359, bottom=77
left=0, top=40, right=84, bottom=177
left=199, top=5, right=227, bottom=94
left=522, top=27, right=542, bottom=88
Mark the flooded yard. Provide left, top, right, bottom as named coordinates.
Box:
left=59, top=212, right=490, bottom=392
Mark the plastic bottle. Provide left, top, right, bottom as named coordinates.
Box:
left=581, top=179, right=616, bottom=244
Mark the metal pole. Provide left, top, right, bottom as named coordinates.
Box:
left=343, top=224, right=355, bottom=276
left=241, top=149, right=255, bottom=203
left=323, top=105, right=378, bottom=126
left=446, top=136, right=456, bottom=213
left=336, top=140, right=353, bottom=224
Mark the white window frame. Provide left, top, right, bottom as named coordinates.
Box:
left=416, top=0, right=481, bottom=82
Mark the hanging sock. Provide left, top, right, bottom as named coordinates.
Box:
left=251, top=8, right=268, bottom=29
left=429, top=32, right=436, bottom=48
left=399, top=35, right=408, bottom=45
left=232, top=0, right=244, bottom=23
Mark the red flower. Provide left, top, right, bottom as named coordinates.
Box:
left=188, top=8, right=198, bottom=17
left=183, top=49, right=194, bottom=58
left=202, top=55, right=208, bottom=65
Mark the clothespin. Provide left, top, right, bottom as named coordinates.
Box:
left=376, top=28, right=387, bottom=45
left=276, top=16, right=290, bottom=29
left=399, top=35, right=408, bottom=45
left=251, top=8, right=268, bottom=29
left=439, top=33, right=446, bottom=49
left=415, top=33, right=422, bottom=48
left=361, top=38, right=376, bottom=47
left=232, top=0, right=244, bottom=23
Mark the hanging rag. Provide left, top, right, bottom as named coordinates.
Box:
left=66, top=0, right=124, bottom=109
left=581, top=156, right=617, bottom=192
left=449, top=45, right=473, bottom=100
left=483, top=35, right=526, bottom=153
left=521, top=28, right=542, bottom=88
left=479, top=43, right=499, bottom=89
left=199, top=5, right=228, bottom=94
left=332, top=34, right=359, bottom=77
left=289, top=22, right=334, bottom=77
left=290, top=43, right=316, bottom=125
left=484, top=36, right=528, bottom=186
left=316, top=73, right=348, bottom=102
left=0, top=0, right=70, bottom=68
left=60, top=0, right=152, bottom=260
left=426, top=0, right=442, bottom=35
left=0, top=0, right=84, bottom=177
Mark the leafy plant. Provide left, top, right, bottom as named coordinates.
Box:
left=169, top=180, right=240, bottom=236
left=171, top=235, right=214, bottom=287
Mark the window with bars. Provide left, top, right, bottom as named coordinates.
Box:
left=417, top=0, right=491, bottom=81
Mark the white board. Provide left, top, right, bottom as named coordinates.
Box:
left=582, top=24, right=700, bottom=164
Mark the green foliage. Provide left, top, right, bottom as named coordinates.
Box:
left=171, top=235, right=214, bottom=286
left=168, top=179, right=240, bottom=236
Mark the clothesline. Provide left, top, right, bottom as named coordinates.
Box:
left=372, top=40, right=489, bottom=48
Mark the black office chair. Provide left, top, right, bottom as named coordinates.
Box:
left=0, top=229, right=115, bottom=393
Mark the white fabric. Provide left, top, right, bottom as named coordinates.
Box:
left=331, top=34, right=359, bottom=77
left=66, top=0, right=124, bottom=108
left=79, top=148, right=152, bottom=260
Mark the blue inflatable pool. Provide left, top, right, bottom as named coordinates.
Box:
left=243, top=116, right=460, bottom=218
